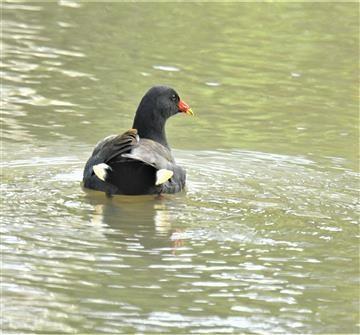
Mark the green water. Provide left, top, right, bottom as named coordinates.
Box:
left=1, top=2, right=359, bottom=333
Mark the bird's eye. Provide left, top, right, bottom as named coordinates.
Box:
left=171, top=94, right=177, bottom=101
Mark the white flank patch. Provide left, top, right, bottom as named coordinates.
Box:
left=93, top=163, right=111, bottom=181
left=155, top=169, right=173, bottom=185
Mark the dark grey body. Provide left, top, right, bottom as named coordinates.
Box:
left=83, top=131, right=186, bottom=195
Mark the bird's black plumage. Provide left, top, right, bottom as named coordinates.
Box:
left=82, top=86, right=192, bottom=196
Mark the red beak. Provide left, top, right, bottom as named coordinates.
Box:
left=178, top=99, right=194, bottom=116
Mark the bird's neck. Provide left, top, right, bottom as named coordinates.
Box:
left=132, top=109, right=169, bottom=148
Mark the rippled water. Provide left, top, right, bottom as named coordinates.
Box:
left=2, top=2, right=359, bottom=334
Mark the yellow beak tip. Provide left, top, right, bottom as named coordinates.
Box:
left=186, top=108, right=194, bottom=116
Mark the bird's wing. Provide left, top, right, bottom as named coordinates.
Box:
left=91, top=129, right=174, bottom=171
left=91, top=128, right=140, bottom=164
left=121, top=138, right=174, bottom=170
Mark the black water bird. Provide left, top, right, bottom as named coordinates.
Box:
left=83, top=86, right=193, bottom=196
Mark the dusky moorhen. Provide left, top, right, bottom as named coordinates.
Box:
left=82, top=86, right=193, bottom=196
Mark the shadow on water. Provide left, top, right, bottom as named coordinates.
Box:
left=82, top=190, right=185, bottom=251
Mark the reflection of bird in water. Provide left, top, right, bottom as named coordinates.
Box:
left=83, top=191, right=184, bottom=252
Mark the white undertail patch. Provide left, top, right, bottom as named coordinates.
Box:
left=155, top=169, right=173, bottom=186
left=93, top=163, right=111, bottom=182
